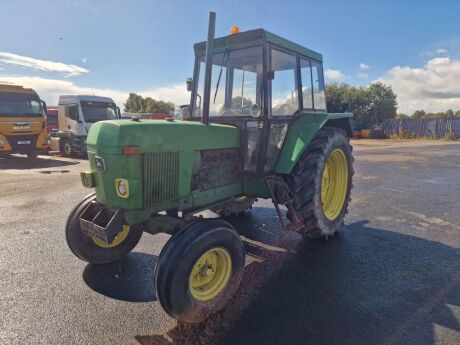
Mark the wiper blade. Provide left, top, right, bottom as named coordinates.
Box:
left=213, top=49, right=229, bottom=104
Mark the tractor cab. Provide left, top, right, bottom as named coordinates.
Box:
left=188, top=29, right=327, bottom=175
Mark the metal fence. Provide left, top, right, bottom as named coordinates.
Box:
left=383, top=118, right=460, bottom=139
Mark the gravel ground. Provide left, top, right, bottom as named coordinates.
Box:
left=0, top=140, right=459, bottom=345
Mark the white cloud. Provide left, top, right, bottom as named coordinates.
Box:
left=0, top=75, right=189, bottom=107
left=0, top=52, right=89, bottom=77
left=376, top=57, right=460, bottom=114
left=324, top=69, right=345, bottom=81
left=436, top=49, right=448, bottom=54
left=359, top=63, right=370, bottom=70
left=82, top=57, right=88, bottom=64
left=357, top=72, right=368, bottom=79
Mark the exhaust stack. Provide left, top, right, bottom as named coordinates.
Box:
left=202, top=11, right=216, bottom=125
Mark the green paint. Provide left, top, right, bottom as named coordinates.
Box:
left=82, top=30, right=353, bottom=229
left=275, top=112, right=352, bottom=174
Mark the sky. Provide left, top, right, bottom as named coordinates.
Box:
left=0, top=0, right=460, bottom=114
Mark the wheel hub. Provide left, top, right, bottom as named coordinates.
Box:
left=91, top=225, right=130, bottom=248
left=189, top=248, right=232, bottom=301
left=321, top=148, right=349, bottom=221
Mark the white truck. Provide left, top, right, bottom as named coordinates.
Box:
left=50, top=95, right=120, bottom=156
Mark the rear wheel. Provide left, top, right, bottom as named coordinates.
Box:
left=65, top=194, right=143, bottom=264
left=62, top=140, right=73, bottom=157
left=155, top=219, right=245, bottom=323
left=287, top=127, right=354, bottom=238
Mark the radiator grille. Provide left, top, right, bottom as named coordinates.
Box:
left=143, top=152, right=179, bottom=206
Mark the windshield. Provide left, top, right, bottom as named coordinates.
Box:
left=81, top=101, right=118, bottom=123
left=0, top=92, right=43, bottom=118
left=193, top=46, right=263, bottom=117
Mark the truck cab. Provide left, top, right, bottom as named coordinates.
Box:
left=0, top=84, right=48, bottom=159
left=50, top=95, right=120, bottom=156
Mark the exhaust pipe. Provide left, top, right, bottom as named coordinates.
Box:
left=202, top=11, right=216, bottom=125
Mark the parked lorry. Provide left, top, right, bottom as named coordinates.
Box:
left=66, top=13, right=354, bottom=323
left=50, top=95, right=120, bottom=156
left=0, top=84, right=48, bottom=159
left=46, top=106, right=58, bottom=133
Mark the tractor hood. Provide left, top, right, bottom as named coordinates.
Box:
left=86, top=119, right=240, bottom=154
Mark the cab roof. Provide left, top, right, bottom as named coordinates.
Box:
left=194, top=29, right=322, bottom=62
left=58, top=95, right=115, bottom=105
left=0, top=83, right=38, bottom=95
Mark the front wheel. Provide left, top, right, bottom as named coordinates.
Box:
left=155, top=219, right=245, bottom=323
left=287, top=127, right=354, bottom=238
left=65, top=193, right=143, bottom=264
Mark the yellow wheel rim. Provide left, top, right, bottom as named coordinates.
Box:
left=321, top=148, right=349, bottom=221
left=189, top=247, right=232, bottom=301
left=91, top=225, right=130, bottom=248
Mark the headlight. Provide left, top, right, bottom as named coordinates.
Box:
left=80, top=172, right=95, bottom=188
left=115, top=178, right=129, bottom=198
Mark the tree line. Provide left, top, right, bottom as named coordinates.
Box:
left=126, top=83, right=458, bottom=127
left=325, top=82, right=397, bottom=129
left=124, top=93, right=175, bottom=114
left=396, top=109, right=460, bottom=120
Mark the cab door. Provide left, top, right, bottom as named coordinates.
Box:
left=262, top=47, right=301, bottom=173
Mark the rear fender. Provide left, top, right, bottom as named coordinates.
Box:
left=274, top=112, right=352, bottom=174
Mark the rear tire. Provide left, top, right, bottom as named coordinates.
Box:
left=286, top=127, right=354, bottom=238
left=155, top=219, right=245, bottom=323
left=65, top=193, right=143, bottom=264
left=62, top=140, right=73, bottom=157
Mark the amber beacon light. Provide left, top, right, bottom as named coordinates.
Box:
left=230, top=26, right=240, bottom=34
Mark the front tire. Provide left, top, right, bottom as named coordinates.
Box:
left=65, top=193, right=143, bottom=264
left=287, top=127, right=354, bottom=238
left=155, top=219, right=245, bottom=323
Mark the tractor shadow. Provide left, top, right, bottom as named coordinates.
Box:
left=83, top=252, right=158, bottom=302
left=0, top=154, right=80, bottom=170
left=135, top=211, right=460, bottom=345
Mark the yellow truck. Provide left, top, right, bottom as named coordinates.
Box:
left=0, top=84, right=49, bottom=159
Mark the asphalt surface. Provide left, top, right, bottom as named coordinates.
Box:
left=0, top=140, right=459, bottom=345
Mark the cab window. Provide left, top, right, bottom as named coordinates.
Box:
left=312, top=62, right=326, bottom=110
left=270, top=49, right=299, bottom=116
left=300, top=58, right=313, bottom=110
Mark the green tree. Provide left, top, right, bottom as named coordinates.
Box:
left=124, top=93, right=174, bottom=113
left=395, top=113, right=409, bottom=119
left=325, top=82, right=397, bottom=128
left=124, top=93, right=145, bottom=113
left=325, top=83, right=351, bottom=113
left=455, top=110, right=460, bottom=118
left=411, top=110, right=425, bottom=119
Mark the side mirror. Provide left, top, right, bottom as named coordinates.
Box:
left=41, top=100, right=48, bottom=114
left=180, top=104, right=191, bottom=120
left=186, top=77, right=193, bottom=92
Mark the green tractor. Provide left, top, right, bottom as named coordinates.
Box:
left=66, top=13, right=354, bottom=323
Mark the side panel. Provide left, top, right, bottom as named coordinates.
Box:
left=274, top=112, right=352, bottom=174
